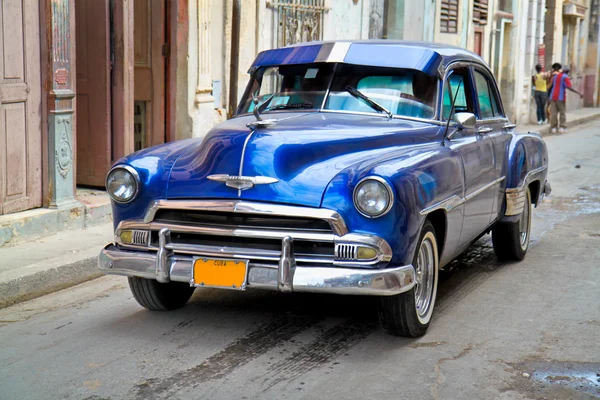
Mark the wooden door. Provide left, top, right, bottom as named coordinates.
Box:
left=0, top=0, right=42, bottom=215
left=134, top=0, right=166, bottom=151
left=75, top=0, right=112, bottom=187
left=474, top=27, right=483, bottom=56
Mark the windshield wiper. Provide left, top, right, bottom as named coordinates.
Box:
left=265, top=102, right=314, bottom=111
left=345, top=86, right=392, bottom=119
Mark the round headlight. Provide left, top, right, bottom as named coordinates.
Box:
left=353, top=177, right=393, bottom=218
left=106, top=166, right=139, bottom=203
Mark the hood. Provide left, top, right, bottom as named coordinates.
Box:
left=167, top=112, right=441, bottom=207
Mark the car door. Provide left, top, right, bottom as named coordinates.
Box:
left=443, top=66, right=497, bottom=247
left=472, top=67, right=513, bottom=224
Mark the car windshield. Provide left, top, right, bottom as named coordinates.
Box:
left=237, top=63, right=438, bottom=120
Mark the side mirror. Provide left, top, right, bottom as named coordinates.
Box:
left=453, top=112, right=476, bottom=129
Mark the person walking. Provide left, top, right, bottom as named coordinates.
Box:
left=532, top=64, right=548, bottom=124
left=548, top=62, right=583, bottom=134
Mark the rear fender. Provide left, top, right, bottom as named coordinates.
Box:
left=503, top=133, right=549, bottom=220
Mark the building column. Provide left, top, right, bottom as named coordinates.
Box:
left=196, top=0, right=214, bottom=105
left=42, top=0, right=79, bottom=209
left=195, top=0, right=215, bottom=137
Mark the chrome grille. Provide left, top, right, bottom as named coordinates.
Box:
left=335, top=243, right=358, bottom=260
left=152, top=231, right=334, bottom=258
left=145, top=208, right=337, bottom=263
left=153, top=209, right=333, bottom=232
left=114, top=201, right=393, bottom=268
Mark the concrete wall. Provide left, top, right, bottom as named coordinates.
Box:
left=180, top=0, right=598, bottom=137
left=403, top=0, right=425, bottom=40
left=183, top=0, right=230, bottom=140
left=324, top=0, right=370, bottom=40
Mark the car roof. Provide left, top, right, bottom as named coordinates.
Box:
left=249, top=40, right=487, bottom=76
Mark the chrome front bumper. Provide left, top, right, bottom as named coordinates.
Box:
left=98, top=235, right=416, bottom=296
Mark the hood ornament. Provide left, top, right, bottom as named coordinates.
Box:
left=247, top=93, right=277, bottom=130
left=207, top=174, right=279, bottom=191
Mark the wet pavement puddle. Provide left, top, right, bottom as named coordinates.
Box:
left=514, top=360, right=600, bottom=398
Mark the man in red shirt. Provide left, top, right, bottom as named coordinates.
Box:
left=549, top=63, right=583, bottom=133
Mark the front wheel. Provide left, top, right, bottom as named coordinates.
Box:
left=128, top=277, right=196, bottom=311
left=492, top=188, right=532, bottom=261
left=378, top=220, right=439, bottom=337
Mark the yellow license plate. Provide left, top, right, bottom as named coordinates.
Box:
left=193, top=258, right=248, bottom=290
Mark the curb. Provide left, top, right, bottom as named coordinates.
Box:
left=520, top=111, right=600, bottom=137
left=0, top=255, right=102, bottom=309
left=0, top=196, right=112, bottom=248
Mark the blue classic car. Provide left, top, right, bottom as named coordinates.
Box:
left=98, top=41, right=550, bottom=337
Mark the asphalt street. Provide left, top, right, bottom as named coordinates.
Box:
left=1, top=122, right=599, bottom=400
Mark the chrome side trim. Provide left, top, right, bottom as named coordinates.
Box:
left=420, top=195, right=465, bottom=216
left=420, top=177, right=505, bottom=216
left=464, top=177, right=506, bottom=202
left=98, top=245, right=415, bottom=296
left=522, top=165, right=549, bottom=182
left=476, top=117, right=508, bottom=124
left=143, top=200, right=349, bottom=236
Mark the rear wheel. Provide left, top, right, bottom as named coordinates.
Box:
left=492, top=188, right=532, bottom=261
left=128, top=277, right=196, bottom=311
left=378, top=220, right=439, bottom=337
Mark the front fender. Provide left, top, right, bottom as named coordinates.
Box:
left=321, top=142, right=464, bottom=267
left=110, top=138, right=202, bottom=229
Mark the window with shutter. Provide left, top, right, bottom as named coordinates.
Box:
left=473, top=0, right=488, bottom=25
left=440, top=0, right=459, bottom=34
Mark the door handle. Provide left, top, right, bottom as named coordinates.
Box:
left=477, top=126, right=493, bottom=134
left=503, top=123, right=516, bottom=130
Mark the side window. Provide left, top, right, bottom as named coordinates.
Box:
left=474, top=70, right=503, bottom=118
left=442, top=68, right=474, bottom=120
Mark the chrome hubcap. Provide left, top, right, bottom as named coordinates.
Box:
left=414, top=238, right=435, bottom=318
left=519, top=197, right=530, bottom=249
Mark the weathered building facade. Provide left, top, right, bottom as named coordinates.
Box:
left=0, top=0, right=373, bottom=216
left=2, top=0, right=598, bottom=216
left=375, top=0, right=600, bottom=123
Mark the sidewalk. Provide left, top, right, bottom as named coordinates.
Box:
left=0, top=189, right=113, bottom=308
left=0, top=223, right=113, bottom=308
left=0, top=188, right=111, bottom=247
left=517, top=107, right=600, bottom=136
